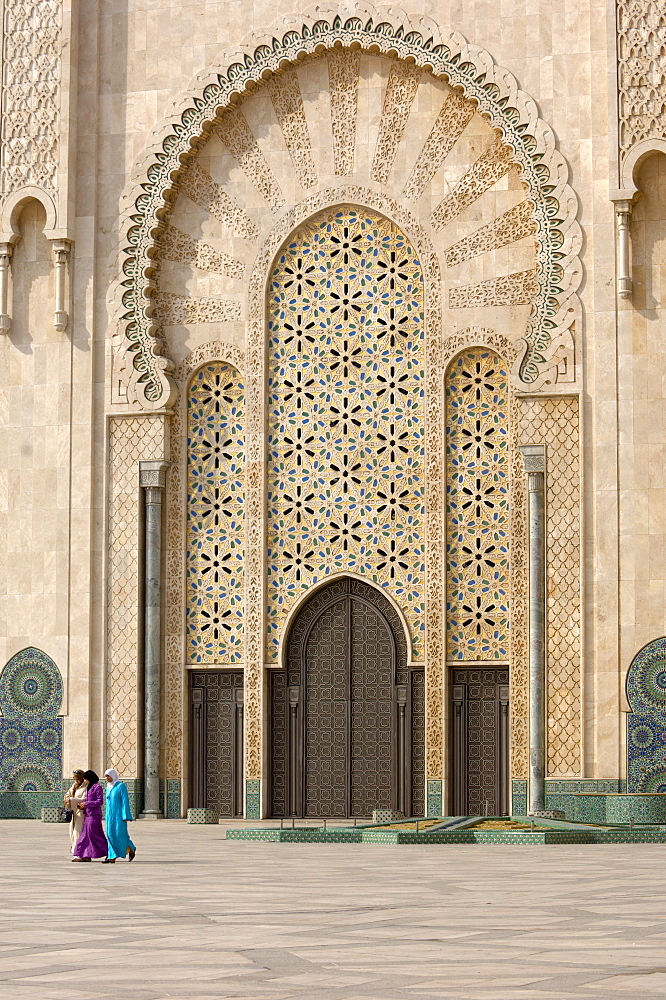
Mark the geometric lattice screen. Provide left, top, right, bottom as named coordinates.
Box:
left=445, top=349, right=510, bottom=661
left=266, top=205, right=425, bottom=660
left=186, top=363, right=245, bottom=663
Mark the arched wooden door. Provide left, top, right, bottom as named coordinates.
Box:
left=270, top=577, right=424, bottom=818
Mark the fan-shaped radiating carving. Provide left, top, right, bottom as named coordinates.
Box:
left=115, top=17, right=581, bottom=406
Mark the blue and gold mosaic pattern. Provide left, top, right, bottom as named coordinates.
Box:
left=0, top=648, right=63, bottom=793
left=186, top=364, right=245, bottom=663
left=266, top=206, right=425, bottom=658
left=445, top=351, right=509, bottom=660
left=626, top=637, right=666, bottom=792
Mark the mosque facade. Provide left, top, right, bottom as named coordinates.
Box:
left=0, top=0, right=665, bottom=819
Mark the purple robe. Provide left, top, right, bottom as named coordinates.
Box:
left=74, top=783, right=107, bottom=859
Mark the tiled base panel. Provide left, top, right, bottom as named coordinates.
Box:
left=227, top=816, right=666, bottom=845
left=511, top=779, right=626, bottom=816
left=1, top=780, right=181, bottom=819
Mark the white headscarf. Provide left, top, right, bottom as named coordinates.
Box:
left=104, top=768, right=119, bottom=787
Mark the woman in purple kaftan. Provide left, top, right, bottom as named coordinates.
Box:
left=72, top=770, right=108, bottom=861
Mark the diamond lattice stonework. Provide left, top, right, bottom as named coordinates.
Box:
left=267, top=206, right=425, bottom=659
left=186, top=364, right=245, bottom=663
left=446, top=349, right=510, bottom=660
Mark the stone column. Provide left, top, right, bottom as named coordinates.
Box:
left=0, top=242, right=13, bottom=334
left=139, top=460, right=170, bottom=818
left=614, top=199, right=633, bottom=300
left=519, top=445, right=546, bottom=814
left=51, top=239, right=71, bottom=332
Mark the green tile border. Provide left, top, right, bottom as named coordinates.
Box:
left=245, top=779, right=261, bottom=819
left=426, top=780, right=442, bottom=817
left=227, top=821, right=666, bottom=846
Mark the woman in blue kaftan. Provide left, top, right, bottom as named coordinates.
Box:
left=102, top=769, right=136, bottom=863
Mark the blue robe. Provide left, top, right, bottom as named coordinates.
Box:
left=105, top=781, right=136, bottom=860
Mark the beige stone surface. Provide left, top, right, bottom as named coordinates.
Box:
left=0, top=0, right=663, bottom=808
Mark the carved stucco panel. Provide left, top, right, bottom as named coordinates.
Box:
left=107, top=415, right=169, bottom=776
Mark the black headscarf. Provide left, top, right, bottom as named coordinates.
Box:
left=83, top=769, right=99, bottom=785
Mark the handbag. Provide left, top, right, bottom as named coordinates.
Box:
left=60, top=807, right=73, bottom=823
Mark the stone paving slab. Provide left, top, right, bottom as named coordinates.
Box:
left=1, top=820, right=665, bottom=999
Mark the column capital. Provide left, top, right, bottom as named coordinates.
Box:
left=139, top=460, right=170, bottom=489
left=50, top=238, right=72, bottom=261
left=612, top=198, right=634, bottom=219
left=518, top=444, right=545, bottom=476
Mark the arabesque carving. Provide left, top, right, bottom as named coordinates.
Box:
left=449, top=270, right=539, bottom=309
left=268, top=68, right=317, bottom=190
left=617, top=0, right=666, bottom=155
left=328, top=48, right=360, bottom=175
left=1, top=0, right=61, bottom=195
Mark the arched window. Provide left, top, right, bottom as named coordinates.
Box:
left=186, top=364, right=245, bottom=663
left=445, top=349, right=510, bottom=660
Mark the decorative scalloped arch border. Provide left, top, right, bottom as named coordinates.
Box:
left=115, top=2, right=582, bottom=409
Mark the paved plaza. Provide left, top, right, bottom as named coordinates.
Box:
left=1, top=821, right=666, bottom=999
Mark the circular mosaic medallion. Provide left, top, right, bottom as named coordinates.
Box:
left=0, top=727, right=21, bottom=751
left=630, top=724, right=655, bottom=749
left=0, top=648, right=62, bottom=718
left=626, top=638, right=666, bottom=713
left=39, top=727, right=60, bottom=751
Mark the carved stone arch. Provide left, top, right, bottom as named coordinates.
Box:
left=619, top=139, right=666, bottom=202
left=442, top=342, right=529, bottom=782
left=111, top=2, right=582, bottom=410
left=252, top=198, right=443, bottom=792
left=0, top=187, right=58, bottom=244
left=441, top=327, right=519, bottom=372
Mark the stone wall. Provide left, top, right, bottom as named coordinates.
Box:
left=0, top=0, right=653, bottom=812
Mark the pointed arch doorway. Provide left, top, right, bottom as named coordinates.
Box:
left=269, top=577, right=425, bottom=818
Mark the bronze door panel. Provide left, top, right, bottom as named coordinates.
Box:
left=190, top=670, right=244, bottom=817
left=269, top=578, right=424, bottom=818
left=451, top=667, right=509, bottom=816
